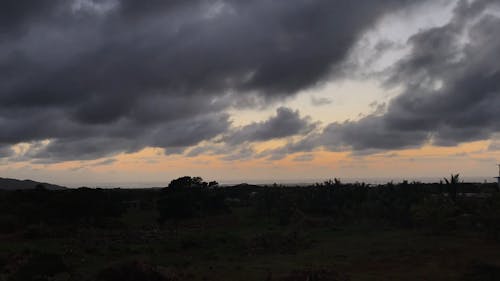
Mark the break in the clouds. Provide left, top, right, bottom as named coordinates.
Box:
left=352, top=0, right=500, bottom=150
left=265, top=0, right=500, bottom=157
left=1, top=0, right=499, bottom=163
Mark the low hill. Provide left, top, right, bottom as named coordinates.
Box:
left=0, top=177, right=67, bottom=191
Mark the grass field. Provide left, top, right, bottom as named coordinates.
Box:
left=2, top=207, right=500, bottom=280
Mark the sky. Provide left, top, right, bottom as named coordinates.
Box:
left=1, top=0, right=500, bottom=187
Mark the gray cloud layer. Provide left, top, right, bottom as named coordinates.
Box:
left=2, top=0, right=498, bottom=163
left=223, top=107, right=316, bottom=145
left=0, top=0, right=418, bottom=161
left=0, top=145, right=13, bottom=158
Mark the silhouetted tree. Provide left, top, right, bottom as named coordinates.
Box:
left=167, top=176, right=207, bottom=190
left=444, top=173, right=460, bottom=201
left=158, top=176, right=228, bottom=228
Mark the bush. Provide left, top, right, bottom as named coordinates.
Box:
left=411, top=196, right=459, bottom=231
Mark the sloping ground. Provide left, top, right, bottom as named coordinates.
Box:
left=0, top=177, right=67, bottom=190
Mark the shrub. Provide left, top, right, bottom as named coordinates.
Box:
left=411, top=196, right=459, bottom=231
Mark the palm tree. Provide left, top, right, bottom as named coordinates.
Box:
left=444, top=174, right=460, bottom=201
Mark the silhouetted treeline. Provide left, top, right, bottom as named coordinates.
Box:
left=0, top=188, right=127, bottom=233
left=1, top=176, right=499, bottom=236
left=250, top=180, right=500, bottom=233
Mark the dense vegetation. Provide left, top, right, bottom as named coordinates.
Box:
left=1, top=176, right=500, bottom=280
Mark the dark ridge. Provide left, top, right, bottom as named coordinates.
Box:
left=0, top=177, right=67, bottom=191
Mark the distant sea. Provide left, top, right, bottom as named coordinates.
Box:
left=63, top=176, right=496, bottom=189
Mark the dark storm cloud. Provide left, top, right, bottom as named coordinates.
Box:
left=223, top=107, right=316, bottom=145
left=117, top=0, right=205, bottom=18
left=185, top=107, right=315, bottom=160
left=320, top=117, right=430, bottom=152
left=31, top=137, right=141, bottom=163
left=267, top=0, right=500, bottom=156
left=0, top=0, right=63, bottom=37
left=150, top=113, right=231, bottom=153
left=25, top=113, right=230, bottom=162
left=0, top=0, right=424, bottom=161
left=0, top=145, right=13, bottom=158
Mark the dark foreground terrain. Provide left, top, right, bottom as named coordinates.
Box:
left=1, top=176, right=500, bottom=281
